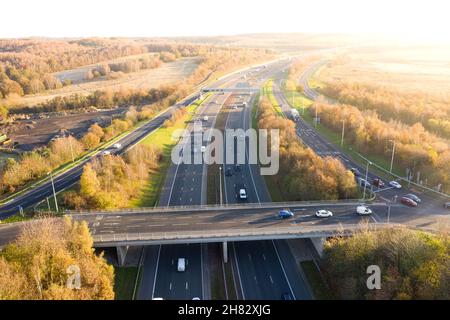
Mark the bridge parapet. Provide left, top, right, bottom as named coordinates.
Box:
left=68, top=200, right=385, bottom=216
left=92, top=222, right=393, bottom=247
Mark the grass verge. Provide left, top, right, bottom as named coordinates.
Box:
left=300, top=260, right=332, bottom=300
left=114, top=266, right=139, bottom=300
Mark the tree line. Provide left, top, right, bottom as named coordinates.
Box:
left=319, top=80, right=450, bottom=139
left=322, top=226, right=449, bottom=299
left=63, top=144, right=161, bottom=209
left=7, top=46, right=272, bottom=115
left=313, top=99, right=450, bottom=193
left=0, top=217, right=114, bottom=299
left=258, top=97, right=357, bottom=200
left=84, top=54, right=165, bottom=81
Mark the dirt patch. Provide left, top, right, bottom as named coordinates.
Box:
left=3, top=108, right=126, bottom=151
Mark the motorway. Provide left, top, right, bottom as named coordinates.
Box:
left=137, top=62, right=284, bottom=300
left=219, top=80, right=313, bottom=300
left=1, top=56, right=448, bottom=300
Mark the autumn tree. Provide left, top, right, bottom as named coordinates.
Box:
left=0, top=217, right=114, bottom=300
left=322, top=226, right=449, bottom=300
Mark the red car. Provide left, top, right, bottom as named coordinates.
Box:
left=400, top=196, right=417, bottom=207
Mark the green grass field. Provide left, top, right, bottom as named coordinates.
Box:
left=114, top=266, right=140, bottom=300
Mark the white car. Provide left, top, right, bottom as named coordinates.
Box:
left=112, top=143, right=122, bottom=149
left=239, top=189, right=247, bottom=200
left=315, top=210, right=333, bottom=218
left=177, top=258, right=186, bottom=272
left=101, top=150, right=111, bottom=156
left=389, top=181, right=402, bottom=189
left=356, top=205, right=372, bottom=215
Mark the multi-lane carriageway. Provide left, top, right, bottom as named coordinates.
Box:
left=0, top=57, right=448, bottom=300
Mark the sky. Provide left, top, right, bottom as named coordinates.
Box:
left=1, top=0, right=450, bottom=40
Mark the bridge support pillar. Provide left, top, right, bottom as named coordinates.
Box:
left=117, top=246, right=129, bottom=266
left=222, top=241, right=228, bottom=263
left=310, top=237, right=325, bottom=257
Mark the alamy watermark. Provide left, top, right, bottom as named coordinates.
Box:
left=366, top=265, right=381, bottom=290
left=170, top=123, right=280, bottom=175
left=66, top=265, right=81, bottom=290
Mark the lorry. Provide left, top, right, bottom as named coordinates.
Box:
left=290, top=109, right=300, bottom=121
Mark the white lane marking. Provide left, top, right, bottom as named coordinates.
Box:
left=232, top=242, right=246, bottom=300
left=169, top=282, right=172, bottom=291
left=148, top=224, right=165, bottom=227
left=272, top=240, right=296, bottom=300
left=200, top=244, right=205, bottom=300
left=269, top=275, right=274, bottom=284
left=167, top=159, right=182, bottom=207
left=151, top=245, right=162, bottom=299
left=172, top=223, right=189, bottom=226
left=254, top=276, right=258, bottom=284
left=262, top=254, right=266, bottom=261
left=196, top=222, right=212, bottom=225
left=185, top=282, right=189, bottom=290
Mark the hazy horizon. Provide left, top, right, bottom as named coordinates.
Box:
left=1, top=0, right=449, bottom=44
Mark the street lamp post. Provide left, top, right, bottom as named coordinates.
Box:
left=48, top=172, right=59, bottom=213
left=314, top=104, right=318, bottom=127
left=219, top=166, right=223, bottom=206
left=68, top=135, right=75, bottom=162
left=363, top=161, right=372, bottom=200
left=340, top=120, right=345, bottom=147
left=387, top=205, right=391, bottom=224
left=389, top=140, right=396, bottom=173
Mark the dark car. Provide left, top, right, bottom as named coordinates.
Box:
left=350, top=167, right=361, bottom=176
left=278, top=209, right=294, bottom=219
left=400, top=196, right=418, bottom=207
left=372, top=178, right=385, bottom=188
left=225, top=168, right=233, bottom=176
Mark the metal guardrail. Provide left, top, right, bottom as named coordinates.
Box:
left=68, top=199, right=384, bottom=216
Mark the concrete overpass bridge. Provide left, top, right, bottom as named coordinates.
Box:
left=0, top=200, right=394, bottom=264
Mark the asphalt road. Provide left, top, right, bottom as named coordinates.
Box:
left=219, top=79, right=314, bottom=300
left=138, top=64, right=270, bottom=300
left=137, top=60, right=297, bottom=300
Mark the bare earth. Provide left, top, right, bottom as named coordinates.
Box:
left=6, top=108, right=126, bottom=151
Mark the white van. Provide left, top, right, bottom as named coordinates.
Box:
left=356, top=205, right=372, bottom=215
left=177, top=258, right=186, bottom=272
